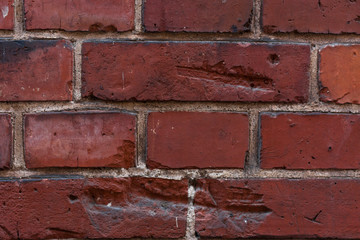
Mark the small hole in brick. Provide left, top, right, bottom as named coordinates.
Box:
left=354, top=52, right=357, bottom=56
left=34, top=188, right=38, bottom=192
left=53, top=132, right=57, bottom=136
left=311, top=156, right=316, bottom=159
left=328, top=146, right=332, bottom=151
left=267, top=54, right=280, bottom=65
left=69, top=195, right=78, bottom=201
left=250, top=83, right=255, bottom=88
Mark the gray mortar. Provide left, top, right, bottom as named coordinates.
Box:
left=1, top=0, right=360, bottom=239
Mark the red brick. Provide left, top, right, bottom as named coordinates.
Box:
left=0, top=0, right=13, bottom=30
left=24, top=112, right=136, bottom=168
left=319, top=45, right=360, bottom=104
left=0, top=177, right=188, bottom=239
left=261, top=113, right=360, bottom=169
left=144, top=0, right=252, bottom=33
left=24, top=0, right=134, bottom=32
left=0, top=40, right=72, bottom=101
left=195, top=178, right=360, bottom=238
left=147, top=112, right=248, bottom=169
left=82, top=42, right=310, bottom=102
left=0, top=114, right=11, bottom=169
left=262, top=0, right=360, bottom=34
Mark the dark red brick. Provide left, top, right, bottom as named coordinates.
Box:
left=0, top=0, right=13, bottom=30
left=261, top=113, right=360, bottom=169
left=0, top=177, right=188, bottom=239
left=24, top=0, right=134, bottom=32
left=24, top=112, right=136, bottom=168
left=144, top=0, right=252, bottom=33
left=319, top=45, right=360, bottom=104
left=0, top=114, right=11, bottom=169
left=262, top=0, right=360, bottom=34
left=194, top=179, right=360, bottom=238
left=82, top=42, right=310, bottom=102
left=0, top=40, right=73, bottom=101
left=147, top=112, right=248, bottom=169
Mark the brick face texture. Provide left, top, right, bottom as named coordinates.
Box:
left=143, top=0, right=253, bottom=33
left=24, top=112, right=136, bottom=168
left=262, top=0, right=360, bottom=34
left=1, top=0, right=360, bottom=239
left=261, top=113, right=360, bottom=169
left=0, top=0, right=14, bottom=30
left=194, top=179, right=360, bottom=238
left=24, top=0, right=135, bottom=32
left=147, top=112, right=248, bottom=169
left=0, top=114, right=11, bottom=169
left=0, top=40, right=73, bottom=101
left=319, top=45, right=360, bottom=104
left=82, top=42, right=310, bottom=102
left=0, top=177, right=188, bottom=239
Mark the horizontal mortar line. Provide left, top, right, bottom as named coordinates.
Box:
left=2, top=31, right=360, bottom=44
left=1, top=101, right=360, bottom=114
left=1, top=168, right=360, bottom=180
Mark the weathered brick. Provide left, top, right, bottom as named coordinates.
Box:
left=24, top=112, right=136, bottom=168
left=24, top=0, right=134, bottom=32
left=144, top=0, right=252, bottom=33
left=0, top=0, right=13, bottom=30
left=0, top=177, right=188, bottom=239
left=82, top=42, right=310, bottom=102
left=319, top=45, right=360, bottom=104
left=261, top=113, right=360, bottom=169
left=194, top=179, right=360, bottom=238
left=0, top=40, right=73, bottom=101
left=147, top=112, right=248, bottom=169
left=262, top=0, right=360, bottom=34
left=0, top=114, right=11, bottom=169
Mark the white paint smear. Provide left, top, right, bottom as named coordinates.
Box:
left=1, top=6, right=8, bottom=18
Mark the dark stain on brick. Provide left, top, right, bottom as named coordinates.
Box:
left=0, top=41, right=59, bottom=64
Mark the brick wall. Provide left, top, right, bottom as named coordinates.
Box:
left=0, top=0, right=359, bottom=239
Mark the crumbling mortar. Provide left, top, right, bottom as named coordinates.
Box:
left=309, top=45, right=320, bottom=103
left=245, top=110, right=259, bottom=174
left=12, top=111, right=25, bottom=169
left=1, top=102, right=360, bottom=114
left=73, top=40, right=83, bottom=101
left=136, top=111, right=147, bottom=169
left=13, top=0, right=24, bottom=38
left=185, top=179, right=196, bottom=240
left=4, top=29, right=360, bottom=44
left=134, top=0, right=144, bottom=33
left=252, top=0, right=262, bottom=39
left=0, top=168, right=360, bottom=180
